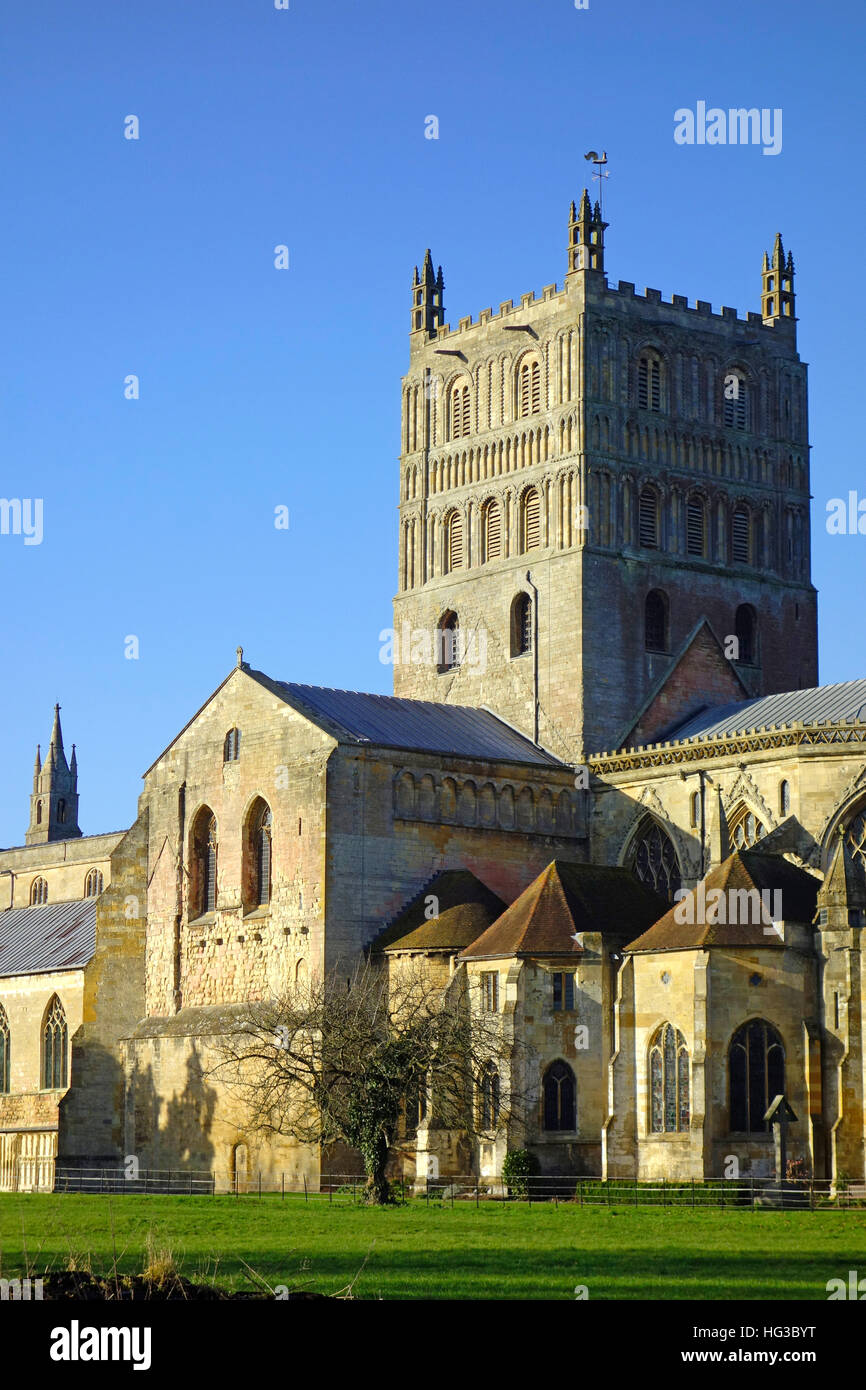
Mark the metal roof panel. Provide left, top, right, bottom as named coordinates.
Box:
left=0, top=899, right=96, bottom=977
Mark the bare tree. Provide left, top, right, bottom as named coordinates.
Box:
left=213, top=958, right=516, bottom=1203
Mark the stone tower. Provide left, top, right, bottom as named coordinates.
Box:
left=25, top=705, right=81, bottom=844
left=392, top=194, right=818, bottom=761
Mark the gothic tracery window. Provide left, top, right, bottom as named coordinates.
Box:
left=629, top=820, right=681, bottom=903
left=84, top=868, right=103, bottom=898
left=437, top=611, right=461, bottom=672
left=649, top=1024, right=690, bottom=1133
left=480, top=1063, right=500, bottom=1130
left=729, top=803, right=765, bottom=849
left=543, top=1059, right=576, bottom=1131
left=191, top=808, right=218, bottom=916
left=30, top=877, right=48, bottom=906
left=729, top=1019, right=785, bottom=1133
left=0, top=1004, right=9, bottom=1094
left=42, top=994, right=68, bottom=1090
left=846, top=806, right=866, bottom=871
left=224, top=728, right=241, bottom=762
left=644, top=589, right=668, bottom=652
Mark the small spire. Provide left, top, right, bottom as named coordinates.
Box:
left=50, top=703, right=64, bottom=754
left=578, top=187, right=592, bottom=219
left=236, top=646, right=244, bottom=669
left=70, top=743, right=78, bottom=775
left=569, top=199, right=576, bottom=221
left=422, top=248, right=435, bottom=286
left=33, top=744, right=41, bottom=791
left=786, top=249, right=795, bottom=273
left=412, top=264, right=419, bottom=286
left=772, top=232, right=785, bottom=268
left=762, top=250, right=769, bottom=271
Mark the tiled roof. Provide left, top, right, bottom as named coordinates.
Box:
left=371, top=870, right=506, bottom=952
left=257, top=676, right=566, bottom=767
left=460, top=861, right=667, bottom=960
left=666, top=679, right=866, bottom=744
left=0, top=899, right=96, bottom=977
left=625, top=851, right=821, bottom=953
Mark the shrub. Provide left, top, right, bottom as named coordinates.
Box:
left=502, top=1149, right=540, bottom=1198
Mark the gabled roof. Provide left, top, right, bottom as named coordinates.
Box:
left=666, top=679, right=866, bottom=744
left=146, top=665, right=567, bottom=774
left=625, top=851, right=821, bottom=954
left=614, top=618, right=749, bottom=752
left=371, top=870, right=506, bottom=952
left=262, top=679, right=565, bottom=766
left=0, top=899, right=96, bottom=977
left=459, top=861, right=667, bottom=961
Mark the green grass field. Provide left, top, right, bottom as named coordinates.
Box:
left=1, top=1194, right=864, bottom=1299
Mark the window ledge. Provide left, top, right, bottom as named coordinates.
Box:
left=188, top=912, right=216, bottom=928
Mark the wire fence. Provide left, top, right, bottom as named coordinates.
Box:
left=51, top=1167, right=866, bottom=1209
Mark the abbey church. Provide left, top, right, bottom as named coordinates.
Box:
left=1, top=195, right=865, bottom=1192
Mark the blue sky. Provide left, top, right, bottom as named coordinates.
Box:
left=0, top=0, right=863, bottom=845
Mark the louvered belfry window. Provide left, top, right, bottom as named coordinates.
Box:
left=686, top=497, right=705, bottom=556
left=724, top=374, right=748, bottom=429
left=638, top=488, right=658, bottom=548
left=452, top=383, right=471, bottom=438
left=519, top=359, right=541, bottom=417
left=484, top=500, right=501, bottom=561
left=522, top=489, right=541, bottom=550
left=732, top=507, right=750, bottom=563
left=638, top=356, right=661, bottom=411
left=447, top=511, right=463, bottom=570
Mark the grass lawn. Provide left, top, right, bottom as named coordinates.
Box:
left=1, top=1194, right=864, bottom=1299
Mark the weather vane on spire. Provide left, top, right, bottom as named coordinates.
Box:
left=584, top=149, right=609, bottom=224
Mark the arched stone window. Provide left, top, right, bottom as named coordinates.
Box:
left=729, top=1020, right=785, bottom=1133
left=36, top=800, right=43, bottom=825
left=845, top=805, right=866, bottom=872
left=437, top=611, right=461, bottom=672
left=223, top=728, right=241, bottom=762
left=543, top=1059, right=576, bottom=1131
left=637, top=353, right=663, bottom=411
left=482, top=498, right=501, bottom=561
left=521, top=488, right=541, bottom=551
left=511, top=592, right=532, bottom=657
left=30, top=877, right=48, bottom=906
left=0, top=1004, right=9, bottom=1094
left=479, top=1063, right=500, bottom=1130
left=649, top=1023, right=690, bottom=1133
left=644, top=589, right=668, bottom=652
left=244, top=799, right=273, bottom=910
left=450, top=380, right=471, bottom=439
left=638, top=486, right=659, bottom=548
left=731, top=505, right=751, bottom=564
left=191, top=808, right=218, bottom=917
left=444, top=509, right=463, bottom=571
left=686, top=495, right=705, bottom=557
left=728, top=802, right=765, bottom=849
left=689, top=790, right=700, bottom=828
left=84, top=868, right=103, bottom=898
left=57, top=799, right=67, bottom=824
left=517, top=357, right=541, bottom=418
left=629, top=819, right=681, bottom=903
left=779, top=780, right=791, bottom=817
left=734, top=603, right=757, bottom=664
left=723, top=370, right=749, bottom=430
left=42, top=994, right=68, bottom=1089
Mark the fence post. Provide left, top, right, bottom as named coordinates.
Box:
left=634, top=1178, right=638, bottom=1206
left=662, top=1177, right=666, bottom=1208
left=691, top=1178, right=695, bottom=1208
left=212, top=1171, right=215, bottom=1196
left=189, top=1172, right=192, bottom=1195
left=475, top=1182, right=479, bottom=1209
left=258, top=1171, right=262, bottom=1202
left=144, top=1172, right=148, bottom=1196
left=303, top=1174, right=308, bottom=1203
left=281, top=1172, right=285, bottom=1201
left=329, top=1181, right=332, bottom=1204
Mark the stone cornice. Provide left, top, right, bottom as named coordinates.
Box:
left=588, top=721, right=866, bottom=776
